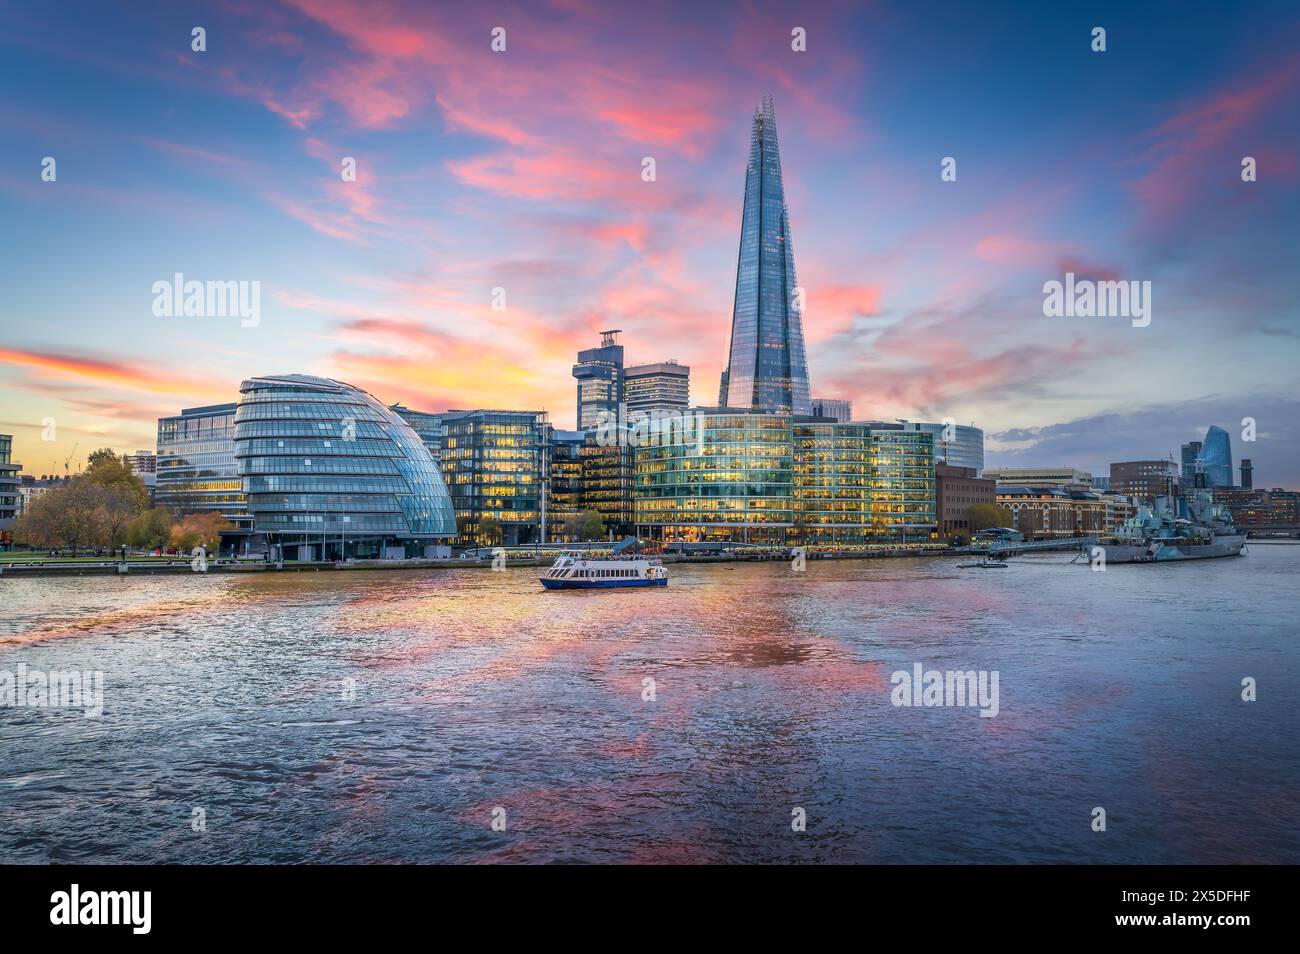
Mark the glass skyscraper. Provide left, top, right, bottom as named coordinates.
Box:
left=719, top=97, right=813, bottom=416
left=1181, top=425, right=1233, bottom=488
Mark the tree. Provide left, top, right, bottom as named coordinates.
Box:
left=14, top=477, right=107, bottom=555
left=84, top=449, right=149, bottom=512
left=98, top=484, right=141, bottom=549
left=169, top=512, right=232, bottom=552
left=968, top=503, right=1012, bottom=533
left=127, top=508, right=173, bottom=550
left=478, top=515, right=503, bottom=546
left=574, top=509, right=604, bottom=541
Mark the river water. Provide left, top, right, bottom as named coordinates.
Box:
left=2, top=546, right=1296, bottom=863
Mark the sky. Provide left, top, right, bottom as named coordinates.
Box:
left=1, top=0, right=1298, bottom=484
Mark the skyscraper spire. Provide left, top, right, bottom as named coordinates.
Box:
left=718, top=96, right=812, bottom=415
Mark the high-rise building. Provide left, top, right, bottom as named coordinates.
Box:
left=580, top=432, right=635, bottom=537
left=1240, top=458, right=1253, bottom=489
left=233, top=375, right=456, bottom=560
left=896, top=422, right=984, bottom=474
left=1182, top=426, right=1234, bottom=489
left=624, top=361, right=690, bottom=417
left=125, top=450, right=157, bottom=474
left=546, top=428, right=586, bottom=538
left=438, top=409, right=545, bottom=546
left=1109, top=460, right=1178, bottom=501
left=810, top=398, right=852, bottom=423
left=1180, top=440, right=1202, bottom=487
left=0, top=434, right=19, bottom=532
left=156, top=404, right=251, bottom=529
left=1200, top=425, right=1234, bottom=488
left=573, top=330, right=624, bottom=430
left=718, top=97, right=812, bottom=415
left=124, top=449, right=157, bottom=491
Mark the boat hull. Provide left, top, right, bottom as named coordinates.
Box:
left=539, top=577, right=667, bottom=590
left=1095, top=534, right=1246, bottom=564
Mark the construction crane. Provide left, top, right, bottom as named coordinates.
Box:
left=64, top=442, right=79, bottom=477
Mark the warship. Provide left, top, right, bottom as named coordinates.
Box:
left=1091, top=487, right=1246, bottom=563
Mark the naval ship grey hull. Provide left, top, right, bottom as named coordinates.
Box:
left=1095, top=533, right=1246, bottom=563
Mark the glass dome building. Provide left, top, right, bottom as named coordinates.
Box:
left=233, top=374, right=456, bottom=560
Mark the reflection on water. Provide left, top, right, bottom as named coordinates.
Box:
left=1, top=548, right=1297, bottom=863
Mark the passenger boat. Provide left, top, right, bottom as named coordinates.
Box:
left=539, top=553, right=668, bottom=589
left=957, top=556, right=1008, bottom=568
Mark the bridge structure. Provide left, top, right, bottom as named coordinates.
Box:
left=985, top=536, right=1098, bottom=557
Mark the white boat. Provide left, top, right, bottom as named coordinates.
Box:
left=957, top=557, right=1008, bottom=568
left=539, top=553, right=668, bottom=590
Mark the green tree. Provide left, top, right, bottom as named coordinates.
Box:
left=967, top=503, right=1012, bottom=533
left=478, top=515, right=503, bottom=546
left=575, top=509, right=604, bottom=541
left=85, top=449, right=149, bottom=511
left=127, top=508, right=173, bottom=550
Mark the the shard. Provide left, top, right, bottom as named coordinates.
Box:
left=718, top=96, right=813, bottom=415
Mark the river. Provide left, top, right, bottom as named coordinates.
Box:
left=2, top=546, right=1296, bottom=863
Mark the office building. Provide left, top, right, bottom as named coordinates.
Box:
left=636, top=410, right=794, bottom=543
left=984, top=467, right=1092, bottom=488
left=1240, top=458, right=1253, bottom=490
left=634, top=413, right=935, bottom=544
left=935, top=463, right=997, bottom=538
left=1182, top=426, right=1234, bottom=489
left=573, top=330, right=624, bottom=430
left=438, top=409, right=545, bottom=546
left=580, top=433, right=635, bottom=538
left=0, top=434, right=18, bottom=531
left=156, top=404, right=251, bottom=529
left=718, top=97, right=813, bottom=415
left=233, top=374, right=456, bottom=560
left=897, top=422, right=985, bottom=474
left=1108, top=460, right=1178, bottom=501
left=810, top=398, right=852, bottom=423
left=546, top=428, right=586, bottom=538
left=624, top=361, right=690, bottom=417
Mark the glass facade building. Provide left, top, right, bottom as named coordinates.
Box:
left=233, top=375, right=455, bottom=559
left=867, top=427, right=938, bottom=538
left=156, top=404, right=251, bottom=528
left=636, top=411, right=793, bottom=543
left=792, top=422, right=872, bottom=543
left=1181, top=426, right=1234, bottom=489
left=1200, top=425, right=1233, bottom=488
left=573, top=331, right=624, bottom=431
left=810, top=398, right=852, bottom=423
left=635, top=413, right=936, bottom=544
left=438, top=409, right=544, bottom=546
left=624, top=361, right=690, bottom=417
left=580, top=434, right=635, bottom=537
left=719, top=97, right=813, bottom=416
left=896, top=421, right=985, bottom=475
left=546, top=428, right=586, bottom=536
